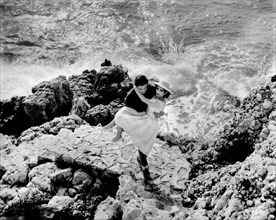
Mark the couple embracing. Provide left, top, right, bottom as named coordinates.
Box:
left=103, top=74, right=173, bottom=188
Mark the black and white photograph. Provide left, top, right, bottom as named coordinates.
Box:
left=0, top=0, right=275, bottom=219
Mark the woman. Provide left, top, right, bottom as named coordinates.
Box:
left=113, top=80, right=173, bottom=187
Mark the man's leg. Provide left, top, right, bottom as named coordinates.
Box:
left=137, top=150, right=152, bottom=181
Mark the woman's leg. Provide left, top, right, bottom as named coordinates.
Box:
left=103, top=119, right=116, bottom=129
left=112, top=126, right=124, bottom=142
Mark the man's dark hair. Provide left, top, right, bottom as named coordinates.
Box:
left=134, top=75, right=148, bottom=87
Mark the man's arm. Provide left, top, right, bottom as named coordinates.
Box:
left=134, top=87, right=160, bottom=108
left=124, top=88, right=134, bottom=105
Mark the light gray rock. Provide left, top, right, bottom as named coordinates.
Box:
left=28, top=162, right=59, bottom=192
left=94, top=196, right=121, bottom=220
left=0, top=188, right=17, bottom=201
left=17, top=187, right=44, bottom=203
left=249, top=204, right=269, bottom=220
left=1, top=163, right=29, bottom=185
left=47, top=195, right=74, bottom=212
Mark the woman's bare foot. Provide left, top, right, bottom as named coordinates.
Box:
left=112, top=135, right=123, bottom=143
left=103, top=125, right=113, bottom=130
left=103, top=120, right=116, bottom=130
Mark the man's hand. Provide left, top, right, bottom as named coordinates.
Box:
left=154, top=111, right=164, bottom=118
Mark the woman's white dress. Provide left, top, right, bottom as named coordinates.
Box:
left=114, top=98, right=166, bottom=155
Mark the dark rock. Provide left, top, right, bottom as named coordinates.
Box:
left=101, top=59, right=112, bottom=67
left=0, top=96, right=29, bottom=136
left=271, top=75, right=276, bottom=82
left=25, top=75, right=73, bottom=123
left=0, top=165, right=6, bottom=179
left=0, top=76, right=73, bottom=137
left=84, top=104, right=113, bottom=126
left=70, top=97, right=91, bottom=118
left=69, top=64, right=132, bottom=107
left=68, top=63, right=132, bottom=125
left=68, top=69, right=98, bottom=98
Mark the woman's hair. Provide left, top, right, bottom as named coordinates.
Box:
left=134, top=75, right=148, bottom=87
left=163, top=91, right=171, bottom=99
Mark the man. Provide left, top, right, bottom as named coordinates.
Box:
left=103, top=74, right=162, bottom=188
left=124, top=74, right=156, bottom=113
left=103, top=74, right=161, bottom=131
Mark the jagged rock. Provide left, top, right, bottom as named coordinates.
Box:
left=18, top=114, right=85, bottom=144
left=0, top=76, right=73, bottom=136
left=72, top=169, right=94, bottom=191
left=0, top=67, right=275, bottom=219
left=17, top=187, right=44, bottom=204
left=199, top=82, right=276, bottom=165
left=46, top=195, right=74, bottom=212
left=250, top=204, right=270, bottom=220
left=69, top=65, right=132, bottom=106
left=0, top=198, right=4, bottom=213
left=0, top=124, right=190, bottom=217
left=70, top=97, right=91, bottom=118
left=28, top=162, right=59, bottom=192
left=23, top=75, right=73, bottom=124
left=0, top=96, right=27, bottom=136
left=68, top=69, right=98, bottom=98
left=94, top=196, right=121, bottom=220
left=101, top=59, right=112, bottom=67
left=84, top=104, right=113, bottom=126
left=0, top=134, right=16, bottom=179
left=0, top=188, right=17, bottom=201
left=49, top=168, right=73, bottom=183
left=68, top=64, right=132, bottom=125
left=1, top=163, right=29, bottom=185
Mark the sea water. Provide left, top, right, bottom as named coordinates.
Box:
left=1, top=0, right=275, bottom=140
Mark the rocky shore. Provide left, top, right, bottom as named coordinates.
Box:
left=0, top=62, right=275, bottom=220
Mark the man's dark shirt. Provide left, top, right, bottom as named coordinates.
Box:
left=124, top=84, right=156, bottom=112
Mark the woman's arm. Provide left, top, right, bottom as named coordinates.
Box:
left=134, top=87, right=160, bottom=108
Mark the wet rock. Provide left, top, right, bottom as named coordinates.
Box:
left=0, top=70, right=275, bottom=219
left=101, top=59, right=112, bottom=67
left=0, top=76, right=73, bottom=136
left=69, top=64, right=132, bottom=105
